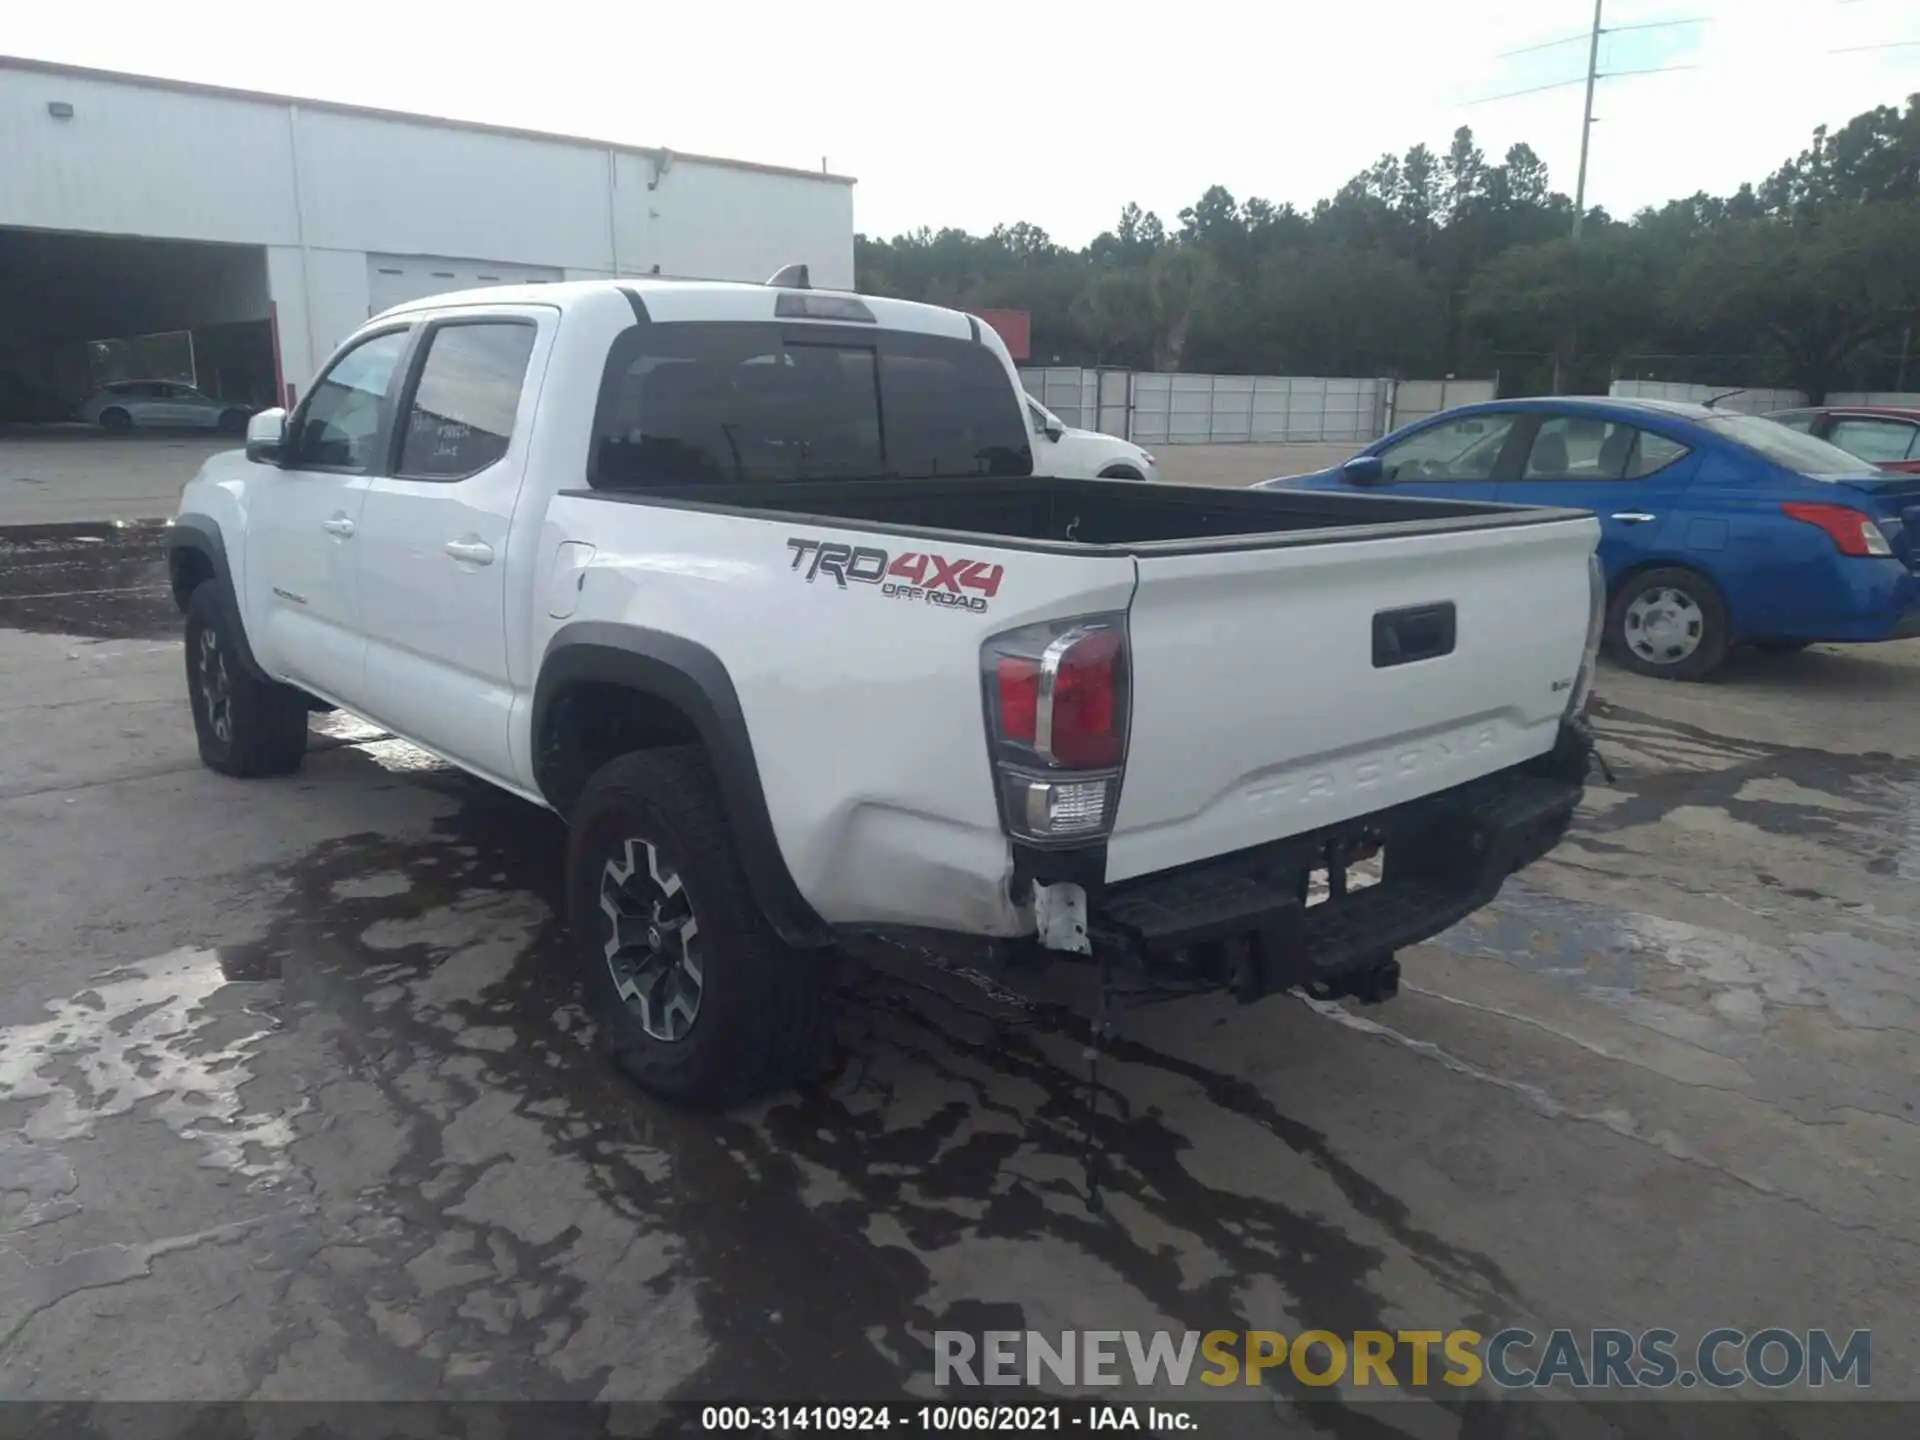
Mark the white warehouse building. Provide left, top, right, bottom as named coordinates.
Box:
left=0, top=55, right=855, bottom=415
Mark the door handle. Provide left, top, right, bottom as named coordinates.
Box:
left=444, top=538, right=495, bottom=566
left=1610, top=512, right=1657, bottom=524
left=321, top=515, right=356, bottom=538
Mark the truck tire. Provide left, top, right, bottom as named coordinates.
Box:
left=184, top=583, right=310, bottom=776
left=1097, top=464, right=1145, bottom=481
left=567, top=745, right=823, bottom=1107
left=1605, top=567, right=1729, bottom=681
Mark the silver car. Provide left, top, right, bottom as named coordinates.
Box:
left=77, top=381, right=255, bottom=435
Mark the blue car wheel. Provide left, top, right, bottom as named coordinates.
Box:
left=1605, top=567, right=1731, bottom=681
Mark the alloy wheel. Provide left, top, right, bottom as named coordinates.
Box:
left=598, top=837, right=704, bottom=1042
left=195, top=626, right=234, bottom=743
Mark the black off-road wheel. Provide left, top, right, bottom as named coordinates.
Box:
left=567, top=746, right=823, bottom=1107
left=1605, top=567, right=1730, bottom=681
left=184, top=584, right=310, bottom=776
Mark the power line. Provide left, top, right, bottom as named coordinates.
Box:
left=1828, top=39, right=1920, bottom=52
left=1496, top=16, right=1706, bottom=59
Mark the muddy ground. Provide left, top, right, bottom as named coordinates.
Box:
left=2, top=525, right=1917, bottom=1436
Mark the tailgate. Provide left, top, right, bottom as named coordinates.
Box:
left=1108, top=517, right=1598, bottom=882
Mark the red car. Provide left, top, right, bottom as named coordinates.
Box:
left=1766, top=406, right=1920, bottom=474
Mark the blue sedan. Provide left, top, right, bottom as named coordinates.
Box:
left=1262, top=397, right=1920, bottom=679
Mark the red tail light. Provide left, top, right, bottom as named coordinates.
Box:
left=1046, top=629, right=1122, bottom=768
left=996, top=657, right=1040, bottom=745
left=1781, top=502, right=1893, bottom=558
left=983, top=616, right=1131, bottom=845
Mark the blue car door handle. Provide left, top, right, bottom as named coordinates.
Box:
left=1611, top=512, right=1657, bottom=524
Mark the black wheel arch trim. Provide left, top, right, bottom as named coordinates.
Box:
left=534, top=622, right=832, bottom=948
left=164, top=515, right=269, bottom=680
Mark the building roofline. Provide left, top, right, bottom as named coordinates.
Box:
left=0, top=53, right=858, bottom=187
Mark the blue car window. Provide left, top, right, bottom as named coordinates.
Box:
left=1378, top=413, right=1517, bottom=481
left=1627, top=433, right=1690, bottom=478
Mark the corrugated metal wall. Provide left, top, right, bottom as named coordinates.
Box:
left=1017, top=368, right=1496, bottom=444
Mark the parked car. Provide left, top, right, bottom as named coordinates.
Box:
left=78, top=381, right=255, bottom=435
left=1765, top=405, right=1920, bottom=475
left=1026, top=395, right=1159, bottom=480
left=165, top=275, right=1600, bottom=1106
left=1262, top=396, right=1920, bottom=680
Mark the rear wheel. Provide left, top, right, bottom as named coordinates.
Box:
left=99, top=407, right=132, bottom=434
left=217, top=408, right=249, bottom=436
left=567, top=746, right=823, bottom=1107
left=184, top=584, right=310, bottom=776
left=1606, top=567, right=1730, bottom=681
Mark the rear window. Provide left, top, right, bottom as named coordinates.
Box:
left=589, top=322, right=1031, bottom=490
left=1707, top=413, right=1873, bottom=478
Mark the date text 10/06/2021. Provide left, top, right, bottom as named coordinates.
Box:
left=701, top=1406, right=1193, bottom=1432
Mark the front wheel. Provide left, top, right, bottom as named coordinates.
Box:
left=1605, top=567, right=1730, bottom=681
left=99, top=407, right=132, bottom=435
left=217, top=408, right=249, bottom=436
left=566, top=746, right=823, bottom=1107
left=1097, top=465, right=1145, bottom=481
left=184, top=584, right=310, bottom=776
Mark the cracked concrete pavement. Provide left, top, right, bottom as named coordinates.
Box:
left=2, top=523, right=1918, bottom=1434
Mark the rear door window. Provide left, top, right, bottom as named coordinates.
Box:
left=1521, top=416, right=1689, bottom=479
left=589, top=322, right=1032, bottom=489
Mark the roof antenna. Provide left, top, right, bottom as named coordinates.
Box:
left=1703, top=387, right=1746, bottom=410
left=767, top=263, right=811, bottom=289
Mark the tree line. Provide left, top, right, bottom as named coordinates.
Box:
left=854, top=96, right=1920, bottom=400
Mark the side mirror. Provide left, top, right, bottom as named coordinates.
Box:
left=1043, top=420, right=1065, bottom=442
left=245, top=408, right=288, bottom=465
left=1341, top=455, right=1385, bottom=484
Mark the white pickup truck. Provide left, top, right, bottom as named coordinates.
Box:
left=165, top=272, right=1604, bottom=1105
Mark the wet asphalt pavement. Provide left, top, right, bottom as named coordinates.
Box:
left=3, top=524, right=1920, bottom=1434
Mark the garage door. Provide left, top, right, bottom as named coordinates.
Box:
left=366, top=255, right=564, bottom=316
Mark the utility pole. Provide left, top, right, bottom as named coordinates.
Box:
left=1572, top=0, right=1603, bottom=239
left=1557, top=0, right=1604, bottom=392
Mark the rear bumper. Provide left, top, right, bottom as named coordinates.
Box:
left=1090, top=723, right=1590, bottom=998
left=1756, top=560, right=1920, bottom=642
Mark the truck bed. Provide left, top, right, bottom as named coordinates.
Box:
left=566, top=475, right=1584, bottom=553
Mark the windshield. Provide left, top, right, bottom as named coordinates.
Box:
left=1705, top=413, right=1877, bottom=478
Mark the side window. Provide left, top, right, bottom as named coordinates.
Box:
left=1627, top=432, right=1690, bottom=478
left=1377, top=414, right=1517, bottom=482
left=1829, top=418, right=1919, bottom=464
left=1521, top=416, right=1687, bottom=480
left=287, top=330, right=411, bottom=471
left=397, top=322, right=538, bottom=480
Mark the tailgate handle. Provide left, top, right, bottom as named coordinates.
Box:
left=1373, top=602, right=1456, bottom=668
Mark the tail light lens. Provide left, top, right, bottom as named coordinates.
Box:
left=1781, top=502, right=1893, bottom=558
left=984, top=615, right=1130, bottom=844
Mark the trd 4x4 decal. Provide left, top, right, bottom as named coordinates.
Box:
left=786, top=537, right=1004, bottom=613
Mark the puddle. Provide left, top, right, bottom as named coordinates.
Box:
left=0, top=522, right=176, bottom=641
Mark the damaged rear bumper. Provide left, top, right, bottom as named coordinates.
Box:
left=1087, top=722, right=1591, bottom=1002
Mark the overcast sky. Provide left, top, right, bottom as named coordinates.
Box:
left=11, top=0, right=1918, bottom=245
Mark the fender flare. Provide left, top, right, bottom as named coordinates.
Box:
left=164, top=514, right=268, bottom=680
left=533, top=623, right=831, bottom=948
